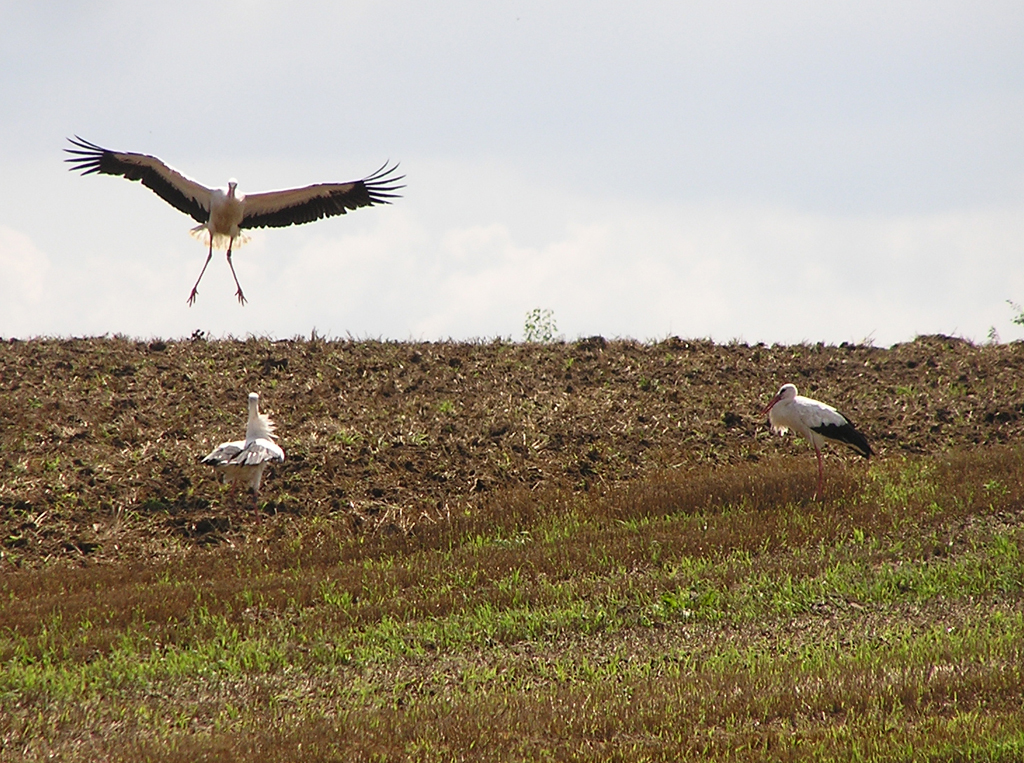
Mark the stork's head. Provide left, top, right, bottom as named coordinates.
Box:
left=247, top=392, right=260, bottom=417
left=227, top=179, right=238, bottom=198
left=761, top=383, right=797, bottom=416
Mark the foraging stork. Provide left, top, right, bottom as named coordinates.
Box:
left=761, top=383, right=872, bottom=500
left=202, top=393, right=285, bottom=519
left=64, top=137, right=403, bottom=305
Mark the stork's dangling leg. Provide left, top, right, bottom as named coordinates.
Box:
left=187, top=234, right=215, bottom=306
left=225, top=236, right=247, bottom=306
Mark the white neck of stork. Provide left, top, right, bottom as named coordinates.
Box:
left=245, top=393, right=276, bottom=441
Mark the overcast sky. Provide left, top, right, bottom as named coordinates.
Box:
left=2, top=2, right=1023, bottom=345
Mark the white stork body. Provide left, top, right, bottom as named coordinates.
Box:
left=761, top=383, right=872, bottom=499
left=202, top=393, right=285, bottom=517
left=65, top=137, right=403, bottom=305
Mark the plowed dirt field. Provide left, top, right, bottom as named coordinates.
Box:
left=2, top=334, right=1022, bottom=565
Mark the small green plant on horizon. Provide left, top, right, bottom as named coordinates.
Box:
left=1010, top=300, right=1024, bottom=327
left=991, top=300, right=1024, bottom=343
left=524, top=308, right=558, bottom=343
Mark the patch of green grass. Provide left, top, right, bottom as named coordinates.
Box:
left=2, top=444, right=1024, bottom=760
left=332, top=428, right=361, bottom=446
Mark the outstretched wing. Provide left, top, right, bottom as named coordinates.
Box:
left=202, top=438, right=285, bottom=467
left=201, top=440, right=246, bottom=465
left=240, top=162, right=403, bottom=230
left=65, top=136, right=212, bottom=225
left=234, top=438, right=285, bottom=465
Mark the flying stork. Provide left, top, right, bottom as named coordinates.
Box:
left=760, top=383, right=872, bottom=500
left=64, top=137, right=403, bottom=305
left=202, top=392, right=285, bottom=520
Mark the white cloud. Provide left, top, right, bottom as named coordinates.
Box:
left=192, top=167, right=1023, bottom=345
left=0, top=226, right=52, bottom=336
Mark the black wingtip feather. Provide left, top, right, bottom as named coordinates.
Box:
left=364, top=161, right=406, bottom=204
left=64, top=136, right=110, bottom=174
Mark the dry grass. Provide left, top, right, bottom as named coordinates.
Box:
left=2, top=336, right=1024, bottom=761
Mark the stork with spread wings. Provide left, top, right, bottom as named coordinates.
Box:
left=65, top=136, right=403, bottom=306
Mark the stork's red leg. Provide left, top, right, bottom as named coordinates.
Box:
left=225, top=237, right=247, bottom=306
left=187, top=235, right=215, bottom=306
left=814, top=446, right=825, bottom=500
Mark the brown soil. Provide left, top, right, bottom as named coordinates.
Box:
left=1, top=334, right=1022, bottom=566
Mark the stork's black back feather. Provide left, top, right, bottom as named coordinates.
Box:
left=811, top=420, right=873, bottom=458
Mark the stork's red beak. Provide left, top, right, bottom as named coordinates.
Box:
left=760, top=394, right=781, bottom=417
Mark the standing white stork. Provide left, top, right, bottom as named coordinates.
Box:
left=202, top=392, right=285, bottom=519
left=760, top=383, right=872, bottom=500
left=64, top=137, right=403, bottom=306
